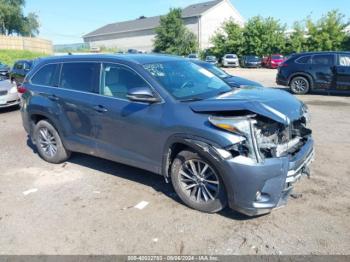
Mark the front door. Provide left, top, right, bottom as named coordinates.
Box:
left=335, top=53, right=350, bottom=91
left=311, top=54, right=336, bottom=90
left=92, top=63, right=164, bottom=173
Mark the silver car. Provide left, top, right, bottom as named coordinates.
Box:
left=222, top=54, right=239, bottom=67
left=0, top=79, right=20, bottom=108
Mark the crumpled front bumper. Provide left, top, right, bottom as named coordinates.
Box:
left=219, top=138, right=314, bottom=216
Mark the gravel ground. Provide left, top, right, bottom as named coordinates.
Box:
left=0, top=68, right=349, bottom=255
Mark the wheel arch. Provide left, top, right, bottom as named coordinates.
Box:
left=288, top=72, right=314, bottom=89
left=161, top=134, right=224, bottom=182
left=29, top=112, right=65, bottom=144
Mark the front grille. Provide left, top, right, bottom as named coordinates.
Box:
left=0, top=90, right=8, bottom=96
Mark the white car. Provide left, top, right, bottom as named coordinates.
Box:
left=0, top=79, right=20, bottom=109
left=222, top=54, right=239, bottom=67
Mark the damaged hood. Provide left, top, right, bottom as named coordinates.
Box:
left=190, top=87, right=304, bottom=124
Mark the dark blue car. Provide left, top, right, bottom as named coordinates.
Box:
left=192, top=60, right=263, bottom=88
left=19, top=54, right=314, bottom=216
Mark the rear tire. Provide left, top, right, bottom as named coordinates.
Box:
left=171, top=150, right=227, bottom=213
left=290, top=76, right=310, bottom=95
left=33, top=120, right=71, bottom=164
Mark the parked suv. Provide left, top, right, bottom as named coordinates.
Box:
left=222, top=54, right=239, bottom=67
left=10, top=60, right=34, bottom=85
left=20, top=54, right=314, bottom=216
left=277, top=52, right=350, bottom=94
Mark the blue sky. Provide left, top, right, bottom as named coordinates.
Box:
left=23, top=0, right=350, bottom=45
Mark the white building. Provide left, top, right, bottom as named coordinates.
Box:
left=83, top=0, right=244, bottom=52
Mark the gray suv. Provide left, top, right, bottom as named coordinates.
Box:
left=20, top=54, right=314, bottom=216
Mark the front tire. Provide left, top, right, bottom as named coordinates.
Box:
left=290, top=76, right=310, bottom=95
left=171, top=150, right=227, bottom=213
left=33, top=120, right=71, bottom=164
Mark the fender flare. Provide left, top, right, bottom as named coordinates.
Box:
left=288, top=72, right=314, bottom=89
left=161, top=134, right=225, bottom=182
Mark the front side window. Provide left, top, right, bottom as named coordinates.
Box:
left=312, top=55, right=334, bottom=66
left=31, top=64, right=59, bottom=86
left=101, top=63, right=149, bottom=99
left=60, top=62, right=100, bottom=93
left=339, top=54, right=350, bottom=67
left=144, top=61, right=231, bottom=101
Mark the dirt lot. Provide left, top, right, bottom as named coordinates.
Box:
left=0, top=68, right=349, bottom=255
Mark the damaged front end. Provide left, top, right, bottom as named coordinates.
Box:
left=205, top=105, right=314, bottom=216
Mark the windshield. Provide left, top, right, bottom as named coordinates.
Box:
left=144, top=61, right=231, bottom=101
left=0, top=63, right=7, bottom=69
left=206, top=56, right=216, bottom=60
left=247, top=56, right=260, bottom=62
left=272, top=55, right=283, bottom=60
left=188, top=54, right=197, bottom=58
left=226, top=55, right=237, bottom=59
left=200, top=63, right=230, bottom=79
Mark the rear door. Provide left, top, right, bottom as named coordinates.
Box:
left=311, top=54, right=336, bottom=90
left=334, top=53, right=350, bottom=90
left=53, top=62, right=101, bottom=154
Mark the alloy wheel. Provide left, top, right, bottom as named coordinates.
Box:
left=179, top=160, right=220, bottom=203
left=292, top=78, right=308, bottom=93
left=38, top=127, right=57, bottom=157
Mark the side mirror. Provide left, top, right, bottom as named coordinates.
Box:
left=127, top=87, right=160, bottom=103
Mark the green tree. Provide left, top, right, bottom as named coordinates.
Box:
left=21, top=12, right=39, bottom=37
left=210, top=20, right=243, bottom=57
left=306, top=10, right=348, bottom=51
left=242, top=16, right=286, bottom=56
left=284, top=21, right=308, bottom=54
left=0, top=0, right=39, bottom=36
left=154, top=8, right=197, bottom=55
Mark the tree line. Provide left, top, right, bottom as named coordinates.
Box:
left=154, top=8, right=350, bottom=57
left=0, top=0, right=39, bottom=37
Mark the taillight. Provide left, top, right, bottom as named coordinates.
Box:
left=17, top=85, right=27, bottom=94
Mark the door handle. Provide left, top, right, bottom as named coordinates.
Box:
left=93, top=105, right=108, bottom=113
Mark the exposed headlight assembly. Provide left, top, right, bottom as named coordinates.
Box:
left=209, top=116, right=261, bottom=162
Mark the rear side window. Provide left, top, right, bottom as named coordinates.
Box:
left=101, top=63, right=149, bottom=99
left=296, top=56, right=312, bottom=64
left=312, top=55, right=334, bottom=66
left=31, top=64, right=59, bottom=86
left=339, top=54, right=350, bottom=66
left=60, top=62, right=100, bottom=93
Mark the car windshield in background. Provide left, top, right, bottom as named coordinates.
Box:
left=206, top=56, right=216, bottom=60
left=247, top=56, right=260, bottom=62
left=144, top=61, right=231, bottom=101
left=272, top=55, right=283, bottom=60
left=200, top=63, right=230, bottom=79
left=226, top=55, right=237, bottom=59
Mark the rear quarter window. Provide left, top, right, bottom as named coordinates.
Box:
left=31, top=64, right=60, bottom=87
left=295, top=56, right=312, bottom=64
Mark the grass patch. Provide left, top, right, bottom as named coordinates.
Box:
left=0, top=49, right=48, bottom=67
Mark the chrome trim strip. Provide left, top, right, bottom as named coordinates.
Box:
left=287, top=149, right=315, bottom=179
